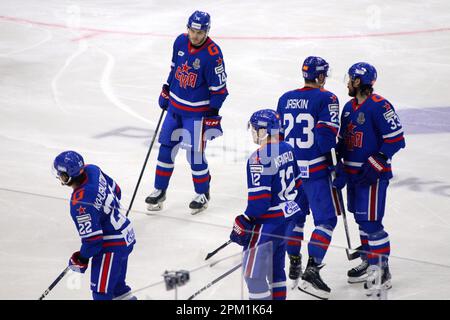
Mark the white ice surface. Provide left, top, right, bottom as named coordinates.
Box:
left=1, top=0, right=450, bottom=300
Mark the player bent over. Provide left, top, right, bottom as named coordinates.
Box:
left=146, top=10, right=228, bottom=214
left=277, top=56, right=341, bottom=299
left=334, top=63, right=405, bottom=295
left=229, top=109, right=308, bottom=300
left=53, top=151, right=136, bottom=300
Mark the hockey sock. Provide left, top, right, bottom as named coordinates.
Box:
left=245, top=278, right=272, bottom=300
left=188, top=150, right=210, bottom=194
left=286, top=221, right=304, bottom=256
left=154, top=144, right=177, bottom=190
left=308, top=225, right=333, bottom=264
left=359, top=227, right=370, bottom=260
left=271, top=281, right=287, bottom=300
left=367, top=230, right=390, bottom=266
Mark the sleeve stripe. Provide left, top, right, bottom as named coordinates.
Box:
left=248, top=193, right=271, bottom=200
left=80, top=230, right=103, bottom=239
left=317, top=121, right=339, bottom=129
left=209, top=83, right=226, bottom=91
left=384, top=135, right=404, bottom=144
left=211, top=88, right=227, bottom=95
left=248, top=186, right=271, bottom=193
left=382, top=128, right=403, bottom=139
left=316, top=123, right=338, bottom=134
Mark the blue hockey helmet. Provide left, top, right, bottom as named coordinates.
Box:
left=302, top=56, right=329, bottom=81
left=53, top=151, right=85, bottom=184
left=348, top=62, right=377, bottom=85
left=248, top=109, right=281, bottom=134
left=187, top=10, right=211, bottom=32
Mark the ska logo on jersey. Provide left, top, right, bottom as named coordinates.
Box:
left=175, top=61, right=198, bottom=89
left=344, top=121, right=363, bottom=151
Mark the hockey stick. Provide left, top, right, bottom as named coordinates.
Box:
left=187, top=263, right=242, bottom=300
left=126, top=109, right=166, bottom=217
left=330, top=148, right=361, bottom=260
left=205, top=240, right=233, bottom=260
left=38, top=266, right=70, bottom=300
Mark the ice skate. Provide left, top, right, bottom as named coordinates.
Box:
left=347, top=259, right=369, bottom=283
left=189, top=192, right=209, bottom=215
left=288, top=254, right=302, bottom=290
left=364, top=264, right=392, bottom=297
left=145, top=189, right=166, bottom=212
left=298, top=257, right=331, bottom=300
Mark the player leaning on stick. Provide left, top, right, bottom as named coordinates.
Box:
left=146, top=10, right=228, bottom=214
left=333, top=62, right=405, bottom=296
left=53, top=151, right=136, bottom=300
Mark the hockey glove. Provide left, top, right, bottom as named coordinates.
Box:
left=230, top=214, right=253, bottom=247
left=158, top=84, right=170, bottom=110
left=354, top=153, right=389, bottom=186
left=332, top=160, right=348, bottom=189
left=68, top=251, right=89, bottom=273
left=202, top=116, right=223, bottom=141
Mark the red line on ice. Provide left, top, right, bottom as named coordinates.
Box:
left=1, top=15, right=449, bottom=41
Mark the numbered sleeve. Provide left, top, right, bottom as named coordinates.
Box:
left=315, top=94, right=340, bottom=154
left=70, top=190, right=103, bottom=258
left=205, top=45, right=228, bottom=110
left=373, top=100, right=406, bottom=158
left=244, top=159, right=273, bottom=219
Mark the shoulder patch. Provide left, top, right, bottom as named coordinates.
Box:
left=76, top=214, right=91, bottom=224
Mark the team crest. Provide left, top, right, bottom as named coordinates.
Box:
left=193, top=58, right=201, bottom=70
left=357, top=112, right=366, bottom=125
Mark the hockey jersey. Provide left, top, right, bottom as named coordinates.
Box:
left=245, top=141, right=308, bottom=225
left=69, top=165, right=136, bottom=258
left=277, top=87, right=340, bottom=180
left=165, top=34, right=228, bottom=117
left=337, top=94, right=406, bottom=181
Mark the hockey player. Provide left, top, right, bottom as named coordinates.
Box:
left=276, top=56, right=341, bottom=300
left=146, top=10, right=228, bottom=214
left=229, top=109, right=308, bottom=300
left=334, top=62, right=405, bottom=295
left=53, top=151, right=136, bottom=300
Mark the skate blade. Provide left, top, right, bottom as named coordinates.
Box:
left=190, top=203, right=208, bottom=215
left=146, top=202, right=163, bottom=212
left=290, top=278, right=300, bottom=290
left=298, top=281, right=330, bottom=300
left=347, top=274, right=368, bottom=284
left=365, top=280, right=392, bottom=296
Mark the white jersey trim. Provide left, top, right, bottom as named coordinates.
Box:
left=383, top=128, right=404, bottom=139
left=157, top=161, right=174, bottom=169
left=248, top=186, right=271, bottom=193
left=169, top=91, right=210, bottom=106
left=80, top=230, right=103, bottom=239
left=271, top=281, right=286, bottom=288
left=369, top=236, right=390, bottom=247
left=249, top=291, right=271, bottom=299
left=316, top=225, right=333, bottom=237
left=209, top=83, right=226, bottom=91
left=317, top=120, right=339, bottom=129
left=192, top=168, right=209, bottom=176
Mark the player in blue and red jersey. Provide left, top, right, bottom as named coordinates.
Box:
left=146, top=10, right=228, bottom=214
left=334, top=63, right=405, bottom=295
left=276, top=56, right=342, bottom=299
left=53, top=151, right=136, bottom=300
left=229, top=109, right=308, bottom=300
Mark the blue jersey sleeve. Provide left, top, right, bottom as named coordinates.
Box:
left=316, top=92, right=340, bottom=154
left=372, top=96, right=406, bottom=158
left=70, top=187, right=103, bottom=259
left=205, top=43, right=228, bottom=110
left=244, top=157, right=273, bottom=219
